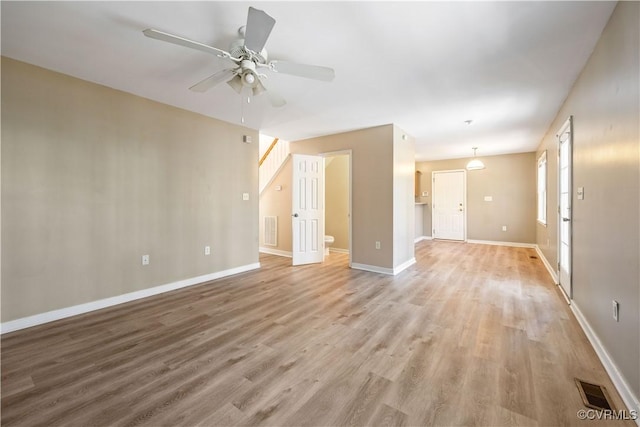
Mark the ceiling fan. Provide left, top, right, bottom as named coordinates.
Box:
left=143, top=7, right=335, bottom=107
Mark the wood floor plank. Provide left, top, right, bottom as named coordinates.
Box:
left=1, top=241, right=633, bottom=426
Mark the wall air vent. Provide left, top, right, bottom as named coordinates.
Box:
left=264, top=216, right=277, bottom=246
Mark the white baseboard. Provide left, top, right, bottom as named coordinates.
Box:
left=351, top=257, right=416, bottom=276
left=535, top=245, right=559, bottom=284
left=1, top=262, right=261, bottom=335
left=414, top=236, right=433, bottom=243
left=466, top=239, right=536, bottom=248
left=571, top=302, right=640, bottom=423
left=393, top=257, right=416, bottom=275
left=537, top=244, right=639, bottom=422
left=259, top=247, right=292, bottom=258
left=351, top=263, right=394, bottom=275
left=329, top=248, right=349, bottom=254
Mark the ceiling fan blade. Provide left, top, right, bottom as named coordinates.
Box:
left=143, top=28, right=231, bottom=58
left=189, top=69, right=236, bottom=93
left=254, top=79, right=286, bottom=107
left=270, top=60, right=335, bottom=82
left=244, top=7, right=276, bottom=53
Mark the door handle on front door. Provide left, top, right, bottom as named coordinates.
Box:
left=562, top=217, right=570, bottom=222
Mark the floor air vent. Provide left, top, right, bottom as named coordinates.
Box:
left=575, top=378, right=615, bottom=411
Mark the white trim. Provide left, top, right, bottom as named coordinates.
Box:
left=393, top=257, right=416, bottom=275
left=259, top=247, right=292, bottom=258
left=329, top=248, right=349, bottom=254
left=351, top=258, right=416, bottom=276
left=414, top=235, right=432, bottom=243
left=351, top=263, right=394, bottom=275
left=571, top=302, right=640, bottom=423
left=466, top=239, right=536, bottom=248
left=1, top=262, right=261, bottom=334
left=535, top=245, right=559, bottom=284
left=557, top=283, right=571, bottom=305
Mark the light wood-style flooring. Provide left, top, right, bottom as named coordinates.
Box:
left=1, top=241, right=632, bottom=426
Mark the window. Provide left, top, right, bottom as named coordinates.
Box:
left=537, top=151, right=547, bottom=225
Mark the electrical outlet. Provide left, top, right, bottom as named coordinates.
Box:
left=375, top=241, right=381, bottom=250
left=204, top=246, right=211, bottom=255
left=502, top=226, right=507, bottom=231
left=142, top=254, right=150, bottom=266
left=242, top=192, right=250, bottom=201
left=612, top=300, right=619, bottom=321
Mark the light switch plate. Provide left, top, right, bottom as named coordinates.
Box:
left=577, top=187, right=584, bottom=200
left=484, top=196, right=493, bottom=202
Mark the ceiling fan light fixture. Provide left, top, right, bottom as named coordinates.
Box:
left=243, top=72, right=256, bottom=85
left=253, top=80, right=266, bottom=96
left=227, top=75, right=244, bottom=94
left=466, top=147, right=485, bottom=170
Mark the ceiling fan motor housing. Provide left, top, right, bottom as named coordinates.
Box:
left=229, top=38, right=267, bottom=64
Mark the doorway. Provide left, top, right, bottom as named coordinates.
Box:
left=432, top=170, right=466, bottom=241
left=557, top=117, right=573, bottom=300
left=323, top=151, right=352, bottom=266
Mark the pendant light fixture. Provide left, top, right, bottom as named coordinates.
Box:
left=466, top=147, right=485, bottom=170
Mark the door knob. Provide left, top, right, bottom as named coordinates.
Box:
left=292, top=213, right=299, bottom=218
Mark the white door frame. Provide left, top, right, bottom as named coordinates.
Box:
left=321, top=150, right=353, bottom=267
left=432, top=169, right=467, bottom=241
left=557, top=116, right=573, bottom=302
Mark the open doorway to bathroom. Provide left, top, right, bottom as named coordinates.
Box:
left=323, top=151, right=352, bottom=267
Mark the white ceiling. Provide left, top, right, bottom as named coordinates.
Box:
left=1, top=1, right=616, bottom=160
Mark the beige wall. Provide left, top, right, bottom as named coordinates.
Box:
left=536, top=2, right=639, bottom=399
left=1, top=58, right=259, bottom=322
left=291, top=125, right=395, bottom=269
left=416, top=152, right=536, bottom=243
left=260, top=124, right=415, bottom=271
left=259, top=157, right=293, bottom=253
left=325, top=155, right=349, bottom=251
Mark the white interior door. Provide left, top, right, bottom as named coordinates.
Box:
left=432, top=170, right=466, bottom=241
left=292, top=154, right=324, bottom=266
left=558, top=117, right=573, bottom=299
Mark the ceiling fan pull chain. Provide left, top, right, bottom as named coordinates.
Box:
left=241, top=93, right=245, bottom=124
left=241, top=93, right=251, bottom=124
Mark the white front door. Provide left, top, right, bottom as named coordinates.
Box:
left=432, top=170, right=466, bottom=241
left=292, top=154, right=324, bottom=266
left=558, top=117, right=573, bottom=300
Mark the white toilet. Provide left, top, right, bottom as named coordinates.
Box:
left=324, top=235, right=335, bottom=256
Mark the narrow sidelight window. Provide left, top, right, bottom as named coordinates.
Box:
left=537, top=151, right=547, bottom=225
